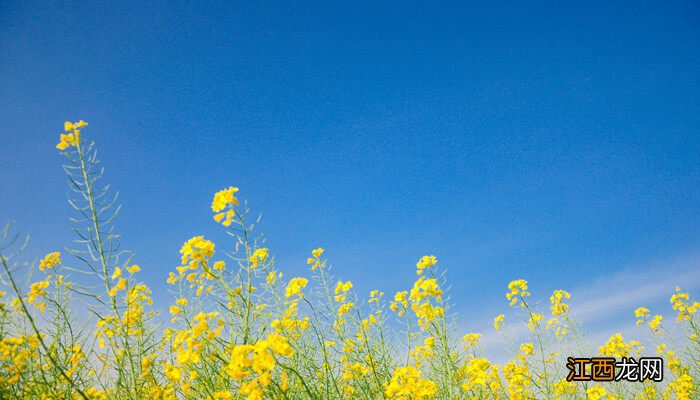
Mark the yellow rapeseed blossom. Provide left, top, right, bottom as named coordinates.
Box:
left=56, top=120, right=86, bottom=150
left=27, top=279, right=50, bottom=312
left=648, top=314, right=663, bottom=332
left=39, top=252, right=61, bottom=271
left=494, top=314, right=505, bottom=331
left=108, top=278, right=127, bottom=297
left=519, top=343, right=535, bottom=356
left=634, top=306, right=649, bottom=318
left=212, top=187, right=239, bottom=226
left=461, top=358, right=492, bottom=391
left=506, top=279, right=530, bottom=307
left=599, top=333, right=639, bottom=357
left=226, top=333, right=293, bottom=399
left=527, top=312, right=543, bottom=332
left=180, top=236, right=215, bottom=267
left=249, top=248, right=269, bottom=269
left=670, top=287, right=699, bottom=322
left=307, top=247, right=325, bottom=269
left=461, top=333, right=481, bottom=349
left=390, top=291, right=409, bottom=316
left=334, top=280, right=353, bottom=302
left=384, top=365, right=437, bottom=399
left=285, top=277, right=308, bottom=298
left=552, top=379, right=576, bottom=397
left=416, top=255, right=437, bottom=275
left=586, top=385, right=607, bottom=400
left=502, top=359, right=533, bottom=399
left=549, top=289, right=570, bottom=316
left=368, top=289, right=382, bottom=304
left=666, top=373, right=695, bottom=400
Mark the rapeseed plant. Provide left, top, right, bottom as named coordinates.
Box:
left=0, top=120, right=697, bottom=398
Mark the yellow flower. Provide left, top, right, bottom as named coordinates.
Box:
left=670, top=287, right=698, bottom=322
left=179, top=236, right=215, bottom=270
left=634, top=306, right=650, bottom=327
left=461, top=333, right=481, bottom=349
left=599, top=333, right=634, bottom=357
left=667, top=374, right=695, bottom=399
left=281, top=371, right=289, bottom=391
left=249, top=248, right=269, bottom=269
left=586, top=385, right=607, bottom=400
left=64, top=120, right=87, bottom=131
left=56, top=121, right=86, bottom=150
left=285, top=278, right=308, bottom=298
left=549, top=289, right=570, bottom=316
left=527, top=312, right=543, bottom=331
left=266, top=271, right=281, bottom=285
left=409, top=277, right=442, bottom=303
left=212, top=187, right=239, bottom=225
left=56, top=133, right=77, bottom=150
left=108, top=278, right=127, bottom=297
left=307, top=247, right=325, bottom=269
left=634, top=307, right=649, bottom=318
left=494, top=314, right=505, bottom=331
left=520, top=343, right=535, bottom=356
left=390, top=291, right=409, bottom=316
left=126, top=264, right=140, bottom=274
left=506, top=279, right=530, bottom=307
left=368, top=289, right=382, bottom=304
left=337, top=302, right=353, bottom=317
left=552, top=379, right=576, bottom=397
left=649, top=315, right=663, bottom=331
left=384, top=365, right=437, bottom=399
left=334, top=280, right=353, bottom=296
left=164, top=363, right=183, bottom=383
left=416, top=255, right=437, bottom=275
left=461, top=358, right=492, bottom=391
left=39, top=252, right=61, bottom=271
left=226, top=333, right=293, bottom=399
left=28, top=280, right=50, bottom=304
left=167, top=272, right=179, bottom=284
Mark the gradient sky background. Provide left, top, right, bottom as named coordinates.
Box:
left=1, top=1, right=699, bottom=356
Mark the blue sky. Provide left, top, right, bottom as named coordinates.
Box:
left=1, top=1, right=699, bottom=348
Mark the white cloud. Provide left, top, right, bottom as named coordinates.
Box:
left=476, top=251, right=700, bottom=363
left=570, top=253, right=700, bottom=322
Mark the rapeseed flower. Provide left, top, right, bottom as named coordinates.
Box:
left=212, top=187, right=239, bottom=226
left=39, top=252, right=61, bottom=271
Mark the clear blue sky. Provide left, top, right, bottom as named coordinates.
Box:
left=1, top=1, right=699, bottom=344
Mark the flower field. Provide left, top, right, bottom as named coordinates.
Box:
left=0, top=121, right=697, bottom=399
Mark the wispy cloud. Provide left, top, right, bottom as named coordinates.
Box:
left=477, top=251, right=700, bottom=363
left=570, top=253, right=700, bottom=322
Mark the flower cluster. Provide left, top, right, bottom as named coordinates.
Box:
left=415, top=255, right=437, bottom=275
left=506, top=279, right=530, bottom=307
left=670, top=286, right=699, bottom=322
left=227, top=333, right=294, bottom=399
left=384, top=365, right=437, bottom=399
left=212, top=187, right=240, bottom=226
left=39, top=251, right=61, bottom=271
left=56, top=120, right=87, bottom=150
